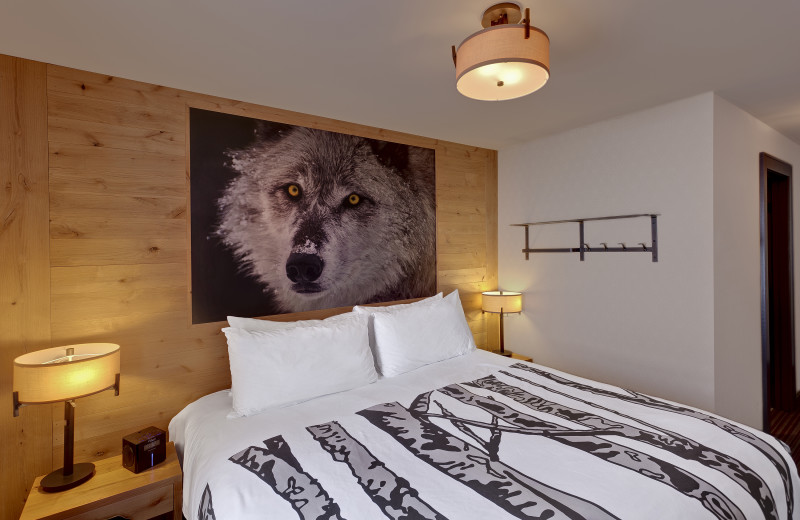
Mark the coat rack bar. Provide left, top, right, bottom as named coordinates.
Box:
left=512, top=214, right=659, bottom=262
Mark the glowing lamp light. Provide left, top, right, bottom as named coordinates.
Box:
left=477, top=63, right=525, bottom=86
left=14, top=344, right=119, bottom=405
left=482, top=291, right=523, bottom=314
left=453, top=3, right=550, bottom=101
left=13, top=343, right=120, bottom=492
left=482, top=291, right=523, bottom=356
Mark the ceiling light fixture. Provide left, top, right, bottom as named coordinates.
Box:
left=452, top=2, right=550, bottom=101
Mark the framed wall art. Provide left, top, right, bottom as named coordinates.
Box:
left=189, top=108, right=437, bottom=324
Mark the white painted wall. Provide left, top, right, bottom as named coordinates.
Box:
left=498, top=93, right=717, bottom=411
left=713, top=96, right=800, bottom=427
left=498, top=91, right=800, bottom=428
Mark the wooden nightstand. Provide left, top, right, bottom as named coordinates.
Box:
left=510, top=352, right=533, bottom=363
left=491, top=350, right=534, bottom=362
left=20, top=442, right=182, bottom=520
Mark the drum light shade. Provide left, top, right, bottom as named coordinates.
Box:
left=13, top=343, right=120, bottom=405
left=13, top=343, right=120, bottom=492
left=482, top=291, right=523, bottom=313
left=456, top=24, right=550, bottom=101
left=482, top=291, right=522, bottom=356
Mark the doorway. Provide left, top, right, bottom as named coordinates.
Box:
left=761, top=152, right=796, bottom=432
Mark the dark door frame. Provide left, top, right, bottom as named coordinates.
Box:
left=760, top=152, right=796, bottom=431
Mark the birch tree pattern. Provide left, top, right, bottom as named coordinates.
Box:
left=230, top=435, right=345, bottom=520
left=465, top=372, right=776, bottom=520
left=307, top=421, right=446, bottom=520
left=358, top=401, right=621, bottom=520
left=507, top=362, right=794, bottom=517
left=198, top=484, right=217, bottom=520
left=223, top=364, right=795, bottom=520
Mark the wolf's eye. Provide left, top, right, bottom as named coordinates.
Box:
left=347, top=193, right=360, bottom=206
left=286, top=184, right=301, bottom=197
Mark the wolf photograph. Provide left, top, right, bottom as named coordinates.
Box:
left=189, top=108, right=437, bottom=324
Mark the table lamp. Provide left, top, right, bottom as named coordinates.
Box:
left=13, top=343, right=120, bottom=492
left=482, top=291, right=522, bottom=356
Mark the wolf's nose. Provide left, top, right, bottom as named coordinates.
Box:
left=286, top=253, right=324, bottom=283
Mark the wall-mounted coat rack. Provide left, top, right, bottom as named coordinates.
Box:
left=512, top=214, right=659, bottom=262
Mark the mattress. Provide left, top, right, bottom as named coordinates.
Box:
left=169, top=349, right=799, bottom=520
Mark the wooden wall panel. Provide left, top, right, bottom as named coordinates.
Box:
left=0, top=56, right=53, bottom=520
left=0, top=54, right=498, bottom=518
left=47, top=117, right=185, bottom=157
left=485, top=150, right=500, bottom=349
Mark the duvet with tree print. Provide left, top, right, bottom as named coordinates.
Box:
left=190, top=362, right=799, bottom=520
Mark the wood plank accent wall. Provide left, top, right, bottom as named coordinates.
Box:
left=0, top=53, right=498, bottom=519
left=0, top=56, right=54, bottom=520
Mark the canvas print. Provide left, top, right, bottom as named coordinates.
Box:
left=190, top=108, right=437, bottom=324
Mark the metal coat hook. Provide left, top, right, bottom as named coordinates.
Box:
left=512, top=214, right=659, bottom=262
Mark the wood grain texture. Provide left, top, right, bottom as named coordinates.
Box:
left=485, top=150, right=500, bottom=349
left=0, top=53, right=497, bottom=518
left=51, top=217, right=188, bottom=240
left=56, top=483, right=173, bottom=520
left=47, top=64, right=189, bottom=110
left=51, top=238, right=188, bottom=267
left=50, top=192, right=186, bottom=220
left=48, top=116, right=185, bottom=157
left=0, top=55, right=53, bottom=520
left=20, top=443, right=181, bottom=520
left=48, top=91, right=184, bottom=134
left=50, top=143, right=184, bottom=174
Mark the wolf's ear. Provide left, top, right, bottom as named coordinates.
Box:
left=369, top=140, right=409, bottom=172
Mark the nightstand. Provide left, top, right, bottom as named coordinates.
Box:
left=510, top=352, right=533, bottom=363
left=20, top=442, right=182, bottom=520
left=491, top=350, right=534, bottom=362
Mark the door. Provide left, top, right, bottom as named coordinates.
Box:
left=761, top=152, right=796, bottom=430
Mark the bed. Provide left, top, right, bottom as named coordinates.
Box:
left=170, top=293, right=800, bottom=520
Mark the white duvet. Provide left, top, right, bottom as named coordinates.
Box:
left=170, top=350, right=800, bottom=520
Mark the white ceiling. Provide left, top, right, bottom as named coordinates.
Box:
left=2, top=0, right=799, bottom=150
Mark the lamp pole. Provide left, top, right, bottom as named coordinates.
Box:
left=499, top=306, right=505, bottom=354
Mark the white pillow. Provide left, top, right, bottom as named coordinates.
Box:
left=222, top=313, right=376, bottom=416
left=370, top=290, right=476, bottom=377
left=227, top=311, right=356, bottom=332
left=353, top=293, right=443, bottom=349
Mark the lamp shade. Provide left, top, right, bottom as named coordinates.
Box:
left=13, top=343, right=120, bottom=405
left=482, top=291, right=523, bottom=313
left=456, top=24, right=550, bottom=101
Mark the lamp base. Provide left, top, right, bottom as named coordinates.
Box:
left=491, top=349, right=512, bottom=357
left=41, top=462, right=95, bottom=492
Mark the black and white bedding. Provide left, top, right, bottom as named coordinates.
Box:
left=170, top=349, right=800, bottom=520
